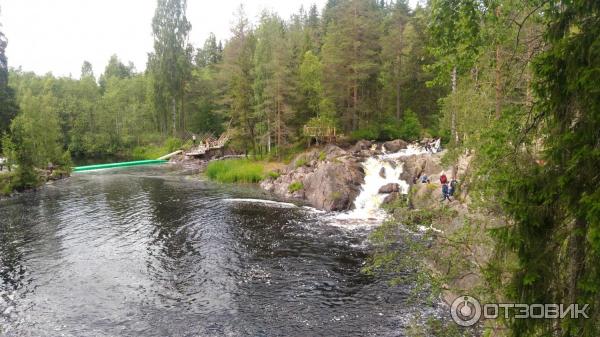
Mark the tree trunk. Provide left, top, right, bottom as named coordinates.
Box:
left=172, top=97, right=177, bottom=137
left=396, top=81, right=402, bottom=120
left=569, top=217, right=586, bottom=305
left=276, top=82, right=282, bottom=158
left=494, top=6, right=502, bottom=119
left=451, top=66, right=459, bottom=144
left=180, top=82, right=185, bottom=132
left=495, top=45, right=502, bottom=119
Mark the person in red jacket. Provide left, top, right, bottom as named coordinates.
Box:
left=440, top=172, right=448, bottom=185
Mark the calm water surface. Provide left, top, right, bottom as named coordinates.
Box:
left=0, top=166, right=440, bottom=336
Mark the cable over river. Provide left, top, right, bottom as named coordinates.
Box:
left=0, top=165, right=443, bottom=336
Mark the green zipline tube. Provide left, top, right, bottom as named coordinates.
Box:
left=73, top=159, right=167, bottom=172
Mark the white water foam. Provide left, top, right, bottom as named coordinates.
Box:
left=331, top=141, right=441, bottom=229
left=222, top=198, right=298, bottom=208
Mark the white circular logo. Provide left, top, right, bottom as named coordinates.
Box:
left=451, top=295, right=482, bottom=327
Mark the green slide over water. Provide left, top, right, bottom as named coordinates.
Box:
left=73, top=159, right=167, bottom=172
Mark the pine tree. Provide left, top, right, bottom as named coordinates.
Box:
left=148, top=0, right=193, bottom=136
left=0, top=11, right=17, bottom=148
left=221, top=5, right=257, bottom=153
left=321, top=0, right=381, bottom=131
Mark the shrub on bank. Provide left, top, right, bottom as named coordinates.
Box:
left=206, top=159, right=265, bottom=183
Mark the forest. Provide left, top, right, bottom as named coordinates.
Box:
left=0, top=0, right=599, bottom=335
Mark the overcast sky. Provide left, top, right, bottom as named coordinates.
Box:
left=0, top=0, right=418, bottom=78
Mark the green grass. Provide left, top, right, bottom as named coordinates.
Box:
left=0, top=172, right=14, bottom=196
left=206, top=159, right=265, bottom=183
left=288, top=181, right=304, bottom=192
left=130, top=137, right=186, bottom=160
left=294, top=156, right=308, bottom=168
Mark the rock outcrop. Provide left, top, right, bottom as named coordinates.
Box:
left=260, top=145, right=364, bottom=211
left=378, top=183, right=400, bottom=194
left=382, top=139, right=408, bottom=152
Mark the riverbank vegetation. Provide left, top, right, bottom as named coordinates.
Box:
left=206, top=159, right=265, bottom=183
left=366, top=0, right=600, bottom=336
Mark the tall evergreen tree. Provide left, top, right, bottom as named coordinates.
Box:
left=148, top=0, right=193, bottom=136
left=321, top=0, right=381, bottom=131
left=0, top=10, right=17, bottom=147
left=221, top=6, right=257, bottom=153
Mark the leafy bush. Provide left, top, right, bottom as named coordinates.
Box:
left=288, top=181, right=304, bottom=192
left=267, top=171, right=281, bottom=179
left=318, top=151, right=326, bottom=161
left=206, top=159, right=265, bottom=183
left=164, top=137, right=183, bottom=153
left=294, top=156, right=308, bottom=168
left=397, top=109, right=422, bottom=141
left=0, top=172, right=14, bottom=196
left=350, top=126, right=379, bottom=141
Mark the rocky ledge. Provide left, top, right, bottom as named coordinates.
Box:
left=260, top=145, right=365, bottom=211
left=261, top=139, right=446, bottom=212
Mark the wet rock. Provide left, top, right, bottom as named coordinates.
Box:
left=378, top=183, right=400, bottom=194
left=383, top=139, right=408, bottom=153
left=351, top=140, right=373, bottom=153
left=383, top=192, right=401, bottom=205
left=379, top=167, right=386, bottom=178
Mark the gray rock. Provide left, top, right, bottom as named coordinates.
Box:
left=261, top=145, right=365, bottom=211
left=378, top=183, right=400, bottom=194
left=379, top=167, right=386, bottom=178
left=383, top=192, right=401, bottom=205
left=383, top=139, right=408, bottom=153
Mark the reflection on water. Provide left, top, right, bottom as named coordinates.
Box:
left=0, top=166, right=440, bottom=336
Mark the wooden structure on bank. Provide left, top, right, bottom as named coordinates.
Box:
left=185, top=130, right=231, bottom=157
left=303, top=125, right=337, bottom=145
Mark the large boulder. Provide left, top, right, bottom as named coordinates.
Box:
left=302, top=160, right=364, bottom=211
left=261, top=145, right=365, bottom=211
left=378, top=183, right=400, bottom=194
left=399, top=153, right=443, bottom=185
left=383, top=139, right=408, bottom=153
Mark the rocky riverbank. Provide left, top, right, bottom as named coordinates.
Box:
left=260, top=139, right=445, bottom=211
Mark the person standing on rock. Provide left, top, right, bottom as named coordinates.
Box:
left=449, top=177, right=458, bottom=197
left=441, top=183, right=451, bottom=202
left=440, top=172, right=448, bottom=185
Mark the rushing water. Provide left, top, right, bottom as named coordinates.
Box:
left=0, top=164, right=442, bottom=337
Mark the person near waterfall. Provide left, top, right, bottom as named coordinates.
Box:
left=449, top=177, right=458, bottom=197
left=440, top=172, right=448, bottom=185
left=441, top=182, right=451, bottom=201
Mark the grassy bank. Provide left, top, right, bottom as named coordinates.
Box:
left=131, top=137, right=191, bottom=160
left=206, top=159, right=266, bottom=183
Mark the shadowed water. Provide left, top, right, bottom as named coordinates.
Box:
left=0, top=166, right=439, bottom=336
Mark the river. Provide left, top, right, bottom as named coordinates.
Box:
left=0, top=165, right=442, bottom=336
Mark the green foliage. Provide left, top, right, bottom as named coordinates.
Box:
left=147, top=0, right=192, bottom=136
left=349, top=110, right=422, bottom=141
left=288, top=181, right=303, bottom=193
left=0, top=172, right=13, bottom=195
left=318, top=151, right=326, bottom=161
left=205, top=159, right=265, bottom=183
left=397, top=109, right=422, bottom=141
left=267, top=171, right=280, bottom=179
left=293, top=155, right=308, bottom=168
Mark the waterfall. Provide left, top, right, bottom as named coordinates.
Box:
left=334, top=142, right=438, bottom=225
